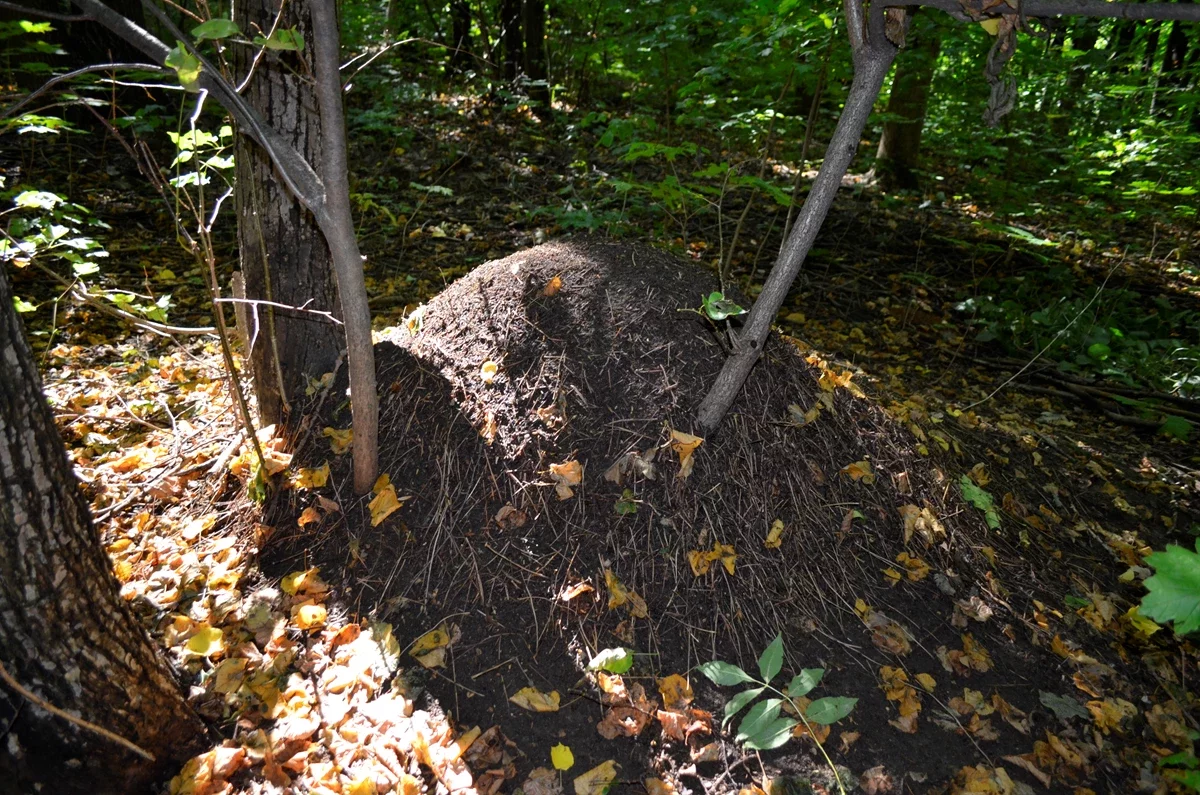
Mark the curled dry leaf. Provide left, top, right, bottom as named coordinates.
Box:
left=297, top=506, right=321, bottom=527
left=292, top=462, right=330, bottom=489
left=369, top=474, right=407, bottom=526
left=542, top=275, right=563, bottom=296
left=495, top=503, right=527, bottom=529
left=603, top=567, right=648, bottom=618
left=841, top=460, right=875, bottom=484
left=558, top=580, right=595, bottom=603
left=668, top=430, right=703, bottom=479
left=549, top=459, right=582, bottom=500
left=764, top=519, right=784, bottom=549
left=322, top=426, right=353, bottom=455
left=657, top=674, right=694, bottom=711
left=899, top=504, right=945, bottom=546
left=687, top=541, right=737, bottom=576
left=411, top=623, right=459, bottom=669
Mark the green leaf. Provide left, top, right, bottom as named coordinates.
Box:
left=1038, top=691, right=1089, bottom=721
left=1086, top=342, right=1111, bottom=360
left=614, top=488, right=637, bottom=516
left=12, top=296, right=36, bottom=313
left=960, top=475, right=1001, bottom=530
left=587, top=647, right=635, bottom=674
left=192, top=18, right=240, bottom=41
left=786, top=668, right=824, bottom=698
left=757, top=633, right=784, bottom=683
left=1141, top=542, right=1200, bottom=635
left=742, top=716, right=798, bottom=750
left=722, top=686, right=765, bottom=727
left=1160, top=415, right=1193, bottom=441
left=696, top=660, right=756, bottom=686
left=735, top=698, right=782, bottom=743
left=253, top=27, right=303, bottom=51
left=701, top=291, right=746, bottom=321
left=805, top=696, right=857, bottom=725
left=14, top=190, right=62, bottom=210
left=164, top=41, right=202, bottom=91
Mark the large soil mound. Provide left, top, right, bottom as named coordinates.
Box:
left=267, top=239, right=1140, bottom=791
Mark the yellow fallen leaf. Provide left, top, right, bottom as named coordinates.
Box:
left=896, top=551, right=931, bottom=582
left=292, top=602, right=327, bottom=630
left=603, top=567, right=648, bottom=618
left=899, top=504, right=945, bottom=546
left=480, top=360, right=499, bottom=384
left=657, top=674, right=694, bottom=710
left=915, top=673, right=937, bottom=692
left=687, top=541, right=737, bottom=576
left=543, top=275, right=563, bottom=297
left=882, top=567, right=903, bottom=586
left=322, top=427, right=353, bottom=455
left=297, top=506, right=321, bottom=527
left=347, top=777, right=377, bottom=795
left=551, top=742, right=574, bottom=771
left=669, top=430, right=703, bottom=479
left=187, top=625, right=224, bottom=657
left=574, top=760, right=619, bottom=795
left=281, top=567, right=329, bottom=596
left=181, top=513, right=217, bottom=542
left=212, top=658, right=247, bottom=694
left=550, top=459, right=583, bottom=500
left=510, top=686, right=561, bottom=712
left=411, top=625, right=455, bottom=669
left=764, top=519, right=784, bottom=549
left=841, top=460, right=875, bottom=484
left=369, top=482, right=404, bottom=526
left=293, top=462, right=330, bottom=489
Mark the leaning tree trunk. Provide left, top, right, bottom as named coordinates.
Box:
left=874, top=22, right=940, bottom=190
left=234, top=0, right=342, bottom=428
left=0, top=267, right=206, bottom=792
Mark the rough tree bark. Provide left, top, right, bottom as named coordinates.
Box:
left=234, top=0, right=342, bottom=429
left=68, top=0, right=380, bottom=493
left=874, top=18, right=941, bottom=190
left=501, top=0, right=523, bottom=81
left=1049, top=21, right=1097, bottom=138
left=447, top=0, right=473, bottom=74
left=0, top=266, right=206, bottom=792
left=524, top=0, right=550, bottom=105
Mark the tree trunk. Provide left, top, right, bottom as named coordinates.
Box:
left=501, top=0, right=523, bottom=82
left=233, top=0, right=342, bottom=428
left=523, top=0, right=549, bottom=105
left=874, top=23, right=941, bottom=190
left=0, top=266, right=206, bottom=793
left=447, top=0, right=474, bottom=74
left=1050, top=22, right=1098, bottom=138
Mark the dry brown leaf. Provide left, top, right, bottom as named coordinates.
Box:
left=549, top=459, right=582, bottom=500
left=668, top=430, right=703, bottom=479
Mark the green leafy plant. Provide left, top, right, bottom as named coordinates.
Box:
left=698, top=291, right=746, bottom=321
left=1140, top=541, right=1200, bottom=636
left=696, top=634, right=856, bottom=794
left=960, top=475, right=1001, bottom=530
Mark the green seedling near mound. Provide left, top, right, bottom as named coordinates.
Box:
left=697, top=634, right=856, bottom=795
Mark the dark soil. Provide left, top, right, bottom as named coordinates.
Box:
left=259, top=238, right=1185, bottom=794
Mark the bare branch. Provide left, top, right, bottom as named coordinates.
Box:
left=0, top=0, right=90, bottom=21
left=1, top=63, right=166, bottom=123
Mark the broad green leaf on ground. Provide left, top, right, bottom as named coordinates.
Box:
left=588, top=647, right=635, bottom=674
left=787, top=668, right=824, bottom=698
left=960, top=475, right=1001, bottom=529
left=758, top=634, right=784, bottom=682
left=1141, top=542, right=1200, bottom=635
left=697, top=660, right=755, bottom=686
left=805, top=696, right=858, bottom=725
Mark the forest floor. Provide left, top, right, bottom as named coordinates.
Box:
left=4, top=80, right=1200, bottom=795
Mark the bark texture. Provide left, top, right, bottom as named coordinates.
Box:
left=524, top=0, right=550, bottom=105
left=0, top=267, right=206, bottom=792
left=874, top=24, right=940, bottom=190
left=501, top=0, right=524, bottom=81
left=234, top=0, right=342, bottom=427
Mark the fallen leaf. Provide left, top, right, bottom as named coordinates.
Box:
left=899, top=504, right=945, bottom=546
left=687, top=541, right=737, bottom=576
left=411, top=624, right=456, bottom=669
left=573, top=761, right=619, bottom=795
left=549, top=460, right=583, bottom=499
left=495, top=503, right=528, bottom=529
left=841, top=460, right=875, bottom=484
left=480, top=360, right=499, bottom=383
left=551, top=743, right=574, bottom=771
left=658, top=674, right=694, bottom=710
left=542, top=275, right=563, bottom=296
left=668, top=430, right=703, bottom=479
left=187, top=625, right=224, bottom=657
left=603, top=567, right=648, bottom=618
left=510, top=686, right=561, bottom=712
left=322, top=426, right=353, bottom=455
left=293, top=462, right=330, bottom=489
left=369, top=474, right=406, bottom=526
left=764, top=519, right=784, bottom=549
left=297, top=506, right=321, bottom=527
